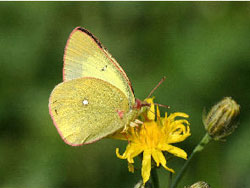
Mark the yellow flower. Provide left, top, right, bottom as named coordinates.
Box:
left=113, top=98, right=191, bottom=184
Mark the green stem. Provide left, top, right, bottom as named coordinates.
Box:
left=168, top=172, right=173, bottom=188
left=151, top=167, right=159, bottom=188
left=170, top=133, right=212, bottom=188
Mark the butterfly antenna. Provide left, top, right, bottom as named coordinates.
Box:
left=154, top=103, right=170, bottom=109
left=146, top=76, right=166, bottom=99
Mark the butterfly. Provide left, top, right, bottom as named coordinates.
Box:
left=49, top=27, right=149, bottom=146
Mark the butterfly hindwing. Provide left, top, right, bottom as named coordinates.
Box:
left=49, top=77, right=131, bottom=145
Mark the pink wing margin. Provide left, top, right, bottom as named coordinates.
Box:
left=62, top=26, right=134, bottom=95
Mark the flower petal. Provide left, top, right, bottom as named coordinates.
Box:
left=116, top=148, right=126, bottom=159
left=145, top=98, right=155, bottom=120
left=160, top=144, right=188, bottom=159
left=128, top=163, right=135, bottom=173
left=142, top=149, right=152, bottom=184
left=156, top=105, right=161, bottom=122
left=127, top=144, right=144, bottom=163
left=117, top=143, right=144, bottom=163
left=167, top=125, right=191, bottom=143
left=168, top=112, right=189, bottom=121
left=152, top=149, right=174, bottom=173
left=151, top=149, right=160, bottom=167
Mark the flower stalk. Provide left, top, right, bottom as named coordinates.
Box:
left=151, top=167, right=159, bottom=188
left=168, top=172, right=173, bottom=188
left=170, top=133, right=211, bottom=188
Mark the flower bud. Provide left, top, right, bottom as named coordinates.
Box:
left=186, top=181, right=210, bottom=188
left=134, top=180, right=146, bottom=188
left=203, top=97, right=240, bottom=140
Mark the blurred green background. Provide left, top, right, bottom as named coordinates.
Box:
left=1, top=2, right=250, bottom=188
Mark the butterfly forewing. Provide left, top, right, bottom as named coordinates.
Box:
left=63, top=27, right=135, bottom=108
left=49, top=77, right=135, bottom=146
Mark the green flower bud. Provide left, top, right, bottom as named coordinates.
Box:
left=134, top=180, right=146, bottom=188
left=186, top=181, right=210, bottom=188
left=203, top=97, right=240, bottom=141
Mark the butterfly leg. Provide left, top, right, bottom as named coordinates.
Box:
left=134, top=119, right=143, bottom=125
left=121, top=118, right=143, bottom=132
left=121, top=120, right=139, bottom=132
left=121, top=121, right=137, bottom=133
left=129, top=119, right=143, bottom=127
left=130, top=122, right=138, bottom=127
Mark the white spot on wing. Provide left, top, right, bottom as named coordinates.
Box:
left=82, top=99, right=89, bottom=106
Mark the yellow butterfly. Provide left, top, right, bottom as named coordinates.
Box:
left=49, top=27, right=148, bottom=146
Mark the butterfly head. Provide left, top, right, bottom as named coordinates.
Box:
left=134, top=99, right=151, bottom=110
